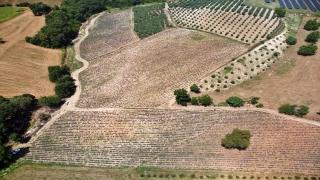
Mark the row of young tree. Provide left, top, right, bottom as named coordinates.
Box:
left=298, top=19, right=320, bottom=55
left=25, top=0, right=166, bottom=48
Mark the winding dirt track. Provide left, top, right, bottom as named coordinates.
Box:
left=26, top=10, right=320, bottom=148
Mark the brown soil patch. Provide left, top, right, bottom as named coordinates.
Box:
left=26, top=109, right=320, bottom=174
left=78, top=29, right=248, bottom=108
left=0, top=9, right=61, bottom=98
left=205, top=16, right=320, bottom=121
left=1, top=0, right=62, bottom=6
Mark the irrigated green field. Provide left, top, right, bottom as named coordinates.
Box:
left=0, top=7, right=24, bottom=22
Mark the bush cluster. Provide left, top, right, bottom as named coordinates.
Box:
left=304, top=19, right=320, bottom=31
left=286, top=36, right=297, bottom=45
left=298, top=44, right=318, bottom=56
left=226, top=96, right=244, bottom=107
left=279, top=104, right=309, bottom=117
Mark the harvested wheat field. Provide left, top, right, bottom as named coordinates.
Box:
left=26, top=109, right=320, bottom=174
left=206, top=17, right=320, bottom=121
left=0, top=9, right=61, bottom=98
left=78, top=29, right=248, bottom=108
left=80, top=9, right=139, bottom=60
left=1, top=0, right=62, bottom=6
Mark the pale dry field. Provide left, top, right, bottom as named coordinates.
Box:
left=26, top=109, right=320, bottom=174
left=80, top=9, right=139, bottom=60
left=78, top=29, right=248, bottom=108
left=0, top=0, right=62, bottom=6
left=206, top=17, right=320, bottom=121
left=0, top=9, right=61, bottom=98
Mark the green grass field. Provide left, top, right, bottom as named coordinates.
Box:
left=0, top=7, right=24, bottom=23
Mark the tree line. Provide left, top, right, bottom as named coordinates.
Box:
left=25, top=0, right=166, bottom=48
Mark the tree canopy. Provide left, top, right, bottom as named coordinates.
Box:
left=48, top=65, right=70, bottom=83
left=305, top=31, right=320, bottom=43
left=226, top=96, right=244, bottom=107
left=298, top=44, right=318, bottom=56
left=286, top=36, right=297, bottom=45
left=29, top=2, right=51, bottom=16
left=198, top=94, right=212, bottom=107
left=279, top=104, right=309, bottom=117
left=174, top=88, right=190, bottom=106
left=221, top=128, right=252, bottom=150
left=274, top=7, right=286, bottom=17
left=304, top=19, right=320, bottom=31
left=190, top=84, right=200, bottom=93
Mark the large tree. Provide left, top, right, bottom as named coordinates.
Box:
left=226, top=96, right=244, bottom=107
left=304, top=19, right=320, bottom=31
left=174, top=88, right=190, bottom=106
left=221, top=128, right=252, bottom=150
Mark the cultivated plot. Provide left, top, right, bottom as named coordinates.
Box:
left=77, top=29, right=248, bottom=108
left=80, top=9, right=139, bottom=60
left=0, top=9, right=61, bottom=98
left=26, top=109, right=320, bottom=174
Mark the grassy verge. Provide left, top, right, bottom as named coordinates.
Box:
left=65, top=45, right=83, bottom=72
left=284, top=13, right=302, bottom=37
left=1, top=162, right=318, bottom=180
left=0, top=7, right=24, bottom=23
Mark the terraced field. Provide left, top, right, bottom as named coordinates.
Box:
left=77, top=28, right=248, bottom=108
left=26, top=109, right=320, bottom=174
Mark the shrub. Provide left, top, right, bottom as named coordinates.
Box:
left=236, top=176, right=240, bottom=179
left=215, top=89, right=220, bottom=92
left=153, top=174, right=157, bottom=177
left=174, top=88, right=191, bottom=106
left=172, top=174, right=176, bottom=178
left=191, top=97, right=199, bottom=105
left=198, top=94, right=213, bottom=107
left=256, top=103, right=264, bottom=108
left=221, top=128, right=252, bottom=150
left=179, top=174, right=185, bottom=178
left=190, top=84, right=200, bottom=93
left=286, top=36, right=297, bottom=45
left=304, top=177, right=308, bottom=180
left=279, top=104, right=309, bottom=117
left=229, top=175, right=233, bottom=179
left=266, top=177, right=269, bottom=179
left=38, top=96, right=61, bottom=107
left=243, top=176, right=247, bottom=179
left=191, top=174, right=196, bottom=178
left=288, top=177, right=292, bottom=179
left=211, top=74, right=216, bottom=78
left=306, top=31, right=320, bottom=42
left=251, top=176, right=255, bottom=179
left=250, top=97, right=260, bottom=104
left=304, top=19, right=320, bottom=31
left=226, top=96, right=244, bottom=107
left=159, top=174, right=163, bottom=178
left=298, top=44, right=318, bottom=56
left=295, top=176, right=301, bottom=180
left=281, top=177, right=285, bottom=180
left=200, top=176, right=204, bottom=179
left=221, top=175, right=225, bottom=178
left=274, top=176, right=278, bottom=179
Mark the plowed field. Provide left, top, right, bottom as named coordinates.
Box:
left=0, top=9, right=61, bottom=97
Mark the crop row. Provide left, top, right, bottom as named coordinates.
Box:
left=133, top=3, right=170, bottom=39
left=168, top=2, right=280, bottom=44
left=26, top=109, right=320, bottom=173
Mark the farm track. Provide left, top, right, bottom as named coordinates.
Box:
left=22, top=9, right=320, bottom=174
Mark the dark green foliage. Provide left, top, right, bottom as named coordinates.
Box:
left=38, top=96, right=62, bottom=107
left=9, top=94, right=36, bottom=111
left=274, top=176, right=278, bottom=179
left=191, top=174, right=196, bottom=178
left=226, top=96, right=244, bottom=107
left=0, top=144, right=12, bottom=168
left=286, top=36, right=297, bottom=45
left=179, top=174, right=185, bottom=178
left=295, top=176, right=301, bottom=180
left=305, top=31, right=320, bottom=42
left=274, top=7, right=286, bottom=17
left=29, top=2, right=51, bottom=16
left=279, top=104, right=309, bottom=117
left=48, top=65, right=70, bottom=82
left=190, top=97, right=199, bottom=105
left=27, top=0, right=107, bottom=48
left=298, top=44, right=318, bottom=55
left=190, top=84, right=200, bottom=93
left=133, top=3, right=169, bottom=39
left=250, top=97, right=260, bottom=105
left=229, top=175, right=233, bottom=179
left=304, top=19, right=320, bottom=31
left=198, top=94, right=212, bottom=107
left=8, top=133, right=23, bottom=143
left=54, top=78, right=76, bottom=98
left=221, top=175, right=225, bottom=178
left=221, top=128, right=252, bottom=150
left=174, top=88, right=190, bottom=106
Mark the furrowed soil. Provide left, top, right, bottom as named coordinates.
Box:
left=80, top=9, right=139, bottom=60
left=25, top=109, right=320, bottom=174
left=205, top=16, right=320, bottom=121
left=0, top=9, right=61, bottom=98
left=78, top=28, right=248, bottom=108
left=1, top=0, right=62, bottom=6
